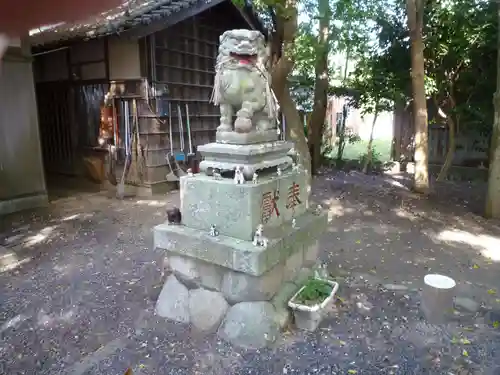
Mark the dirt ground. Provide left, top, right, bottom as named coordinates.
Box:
left=1, top=170, right=500, bottom=374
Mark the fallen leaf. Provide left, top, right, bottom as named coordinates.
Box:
left=355, top=240, right=361, bottom=244
left=488, top=289, right=497, bottom=295
left=348, top=370, right=358, bottom=374
left=473, top=264, right=480, bottom=269
left=460, top=338, right=471, bottom=345
left=493, top=321, right=500, bottom=329
left=462, top=349, right=469, bottom=357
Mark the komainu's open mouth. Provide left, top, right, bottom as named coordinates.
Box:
left=230, top=52, right=257, bottom=64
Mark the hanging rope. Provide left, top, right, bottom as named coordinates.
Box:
left=210, top=56, right=232, bottom=106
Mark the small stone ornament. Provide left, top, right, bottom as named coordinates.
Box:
left=252, top=172, right=258, bottom=184
left=314, top=204, right=322, bottom=216
left=314, top=263, right=329, bottom=279
left=187, top=168, right=194, bottom=177
left=276, top=167, right=282, bottom=177
left=291, top=218, right=297, bottom=228
left=234, top=166, right=245, bottom=184
left=209, top=224, right=219, bottom=237
left=252, top=224, right=268, bottom=247
left=213, top=168, right=222, bottom=180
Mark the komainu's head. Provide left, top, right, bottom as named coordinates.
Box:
left=217, top=29, right=267, bottom=69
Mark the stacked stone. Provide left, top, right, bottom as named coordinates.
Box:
left=152, top=28, right=328, bottom=349
left=156, top=240, right=320, bottom=348
left=153, top=166, right=328, bottom=348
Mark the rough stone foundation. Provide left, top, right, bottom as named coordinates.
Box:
left=153, top=157, right=328, bottom=348
left=155, top=241, right=319, bottom=348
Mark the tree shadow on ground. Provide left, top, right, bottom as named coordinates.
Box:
left=312, top=169, right=500, bottom=304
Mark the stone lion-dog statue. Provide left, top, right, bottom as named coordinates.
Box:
left=210, top=29, right=277, bottom=134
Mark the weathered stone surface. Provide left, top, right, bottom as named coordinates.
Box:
left=454, top=296, right=480, bottom=313
left=154, top=209, right=328, bottom=277
left=271, top=282, right=298, bottom=329
left=180, top=169, right=306, bottom=241
left=155, top=275, right=190, bottom=323
left=215, top=129, right=278, bottom=145
left=284, top=248, right=304, bottom=282
left=218, top=301, right=279, bottom=349
left=189, top=289, right=228, bottom=332
left=221, top=264, right=284, bottom=304
left=169, top=255, right=223, bottom=291
left=303, top=240, right=319, bottom=267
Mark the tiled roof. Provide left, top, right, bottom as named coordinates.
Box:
left=29, top=0, right=212, bottom=46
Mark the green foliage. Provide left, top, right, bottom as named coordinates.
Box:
left=349, top=0, right=497, bottom=137
left=290, top=0, right=383, bottom=110
left=424, top=0, right=496, bottom=136
left=294, top=278, right=333, bottom=306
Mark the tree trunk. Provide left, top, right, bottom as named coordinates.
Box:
left=307, top=0, right=331, bottom=175
left=362, top=110, right=379, bottom=174
left=406, top=0, right=429, bottom=194
left=485, top=3, right=500, bottom=218
left=268, top=0, right=312, bottom=192
left=435, top=97, right=456, bottom=182
left=335, top=104, right=348, bottom=167
left=282, top=88, right=312, bottom=188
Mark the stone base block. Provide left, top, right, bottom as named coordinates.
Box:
left=154, top=210, right=328, bottom=276
left=155, top=267, right=316, bottom=348
left=179, top=170, right=310, bottom=241
left=218, top=301, right=279, bottom=349
left=198, top=141, right=294, bottom=180
left=216, top=129, right=279, bottom=145
left=161, top=239, right=320, bottom=304
left=154, top=198, right=328, bottom=348
left=156, top=274, right=228, bottom=332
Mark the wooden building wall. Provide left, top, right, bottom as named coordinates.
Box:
left=32, top=1, right=249, bottom=192
left=134, top=4, right=247, bottom=191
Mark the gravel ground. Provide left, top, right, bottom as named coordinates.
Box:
left=1, top=171, right=500, bottom=375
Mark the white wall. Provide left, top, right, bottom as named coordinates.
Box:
left=355, top=111, right=394, bottom=141
left=0, top=50, right=48, bottom=214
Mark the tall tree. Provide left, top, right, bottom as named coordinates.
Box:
left=424, top=0, right=495, bottom=181
left=485, top=3, right=500, bottom=218
left=246, top=0, right=312, bottom=185
left=406, top=0, right=429, bottom=193
left=307, top=0, right=331, bottom=175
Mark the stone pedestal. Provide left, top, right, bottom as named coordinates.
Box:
left=198, top=141, right=294, bottom=180
left=153, top=166, right=328, bottom=348
left=215, top=129, right=279, bottom=145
